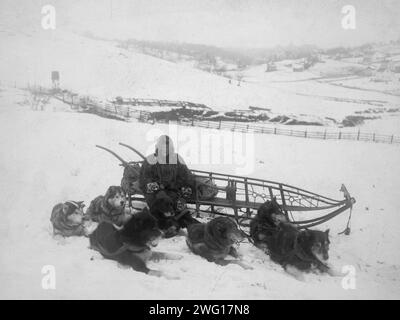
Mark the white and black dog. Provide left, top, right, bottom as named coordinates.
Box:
left=85, top=186, right=133, bottom=227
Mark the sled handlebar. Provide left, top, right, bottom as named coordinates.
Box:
left=95, top=145, right=129, bottom=167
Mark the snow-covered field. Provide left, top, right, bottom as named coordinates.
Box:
left=1, top=87, right=400, bottom=299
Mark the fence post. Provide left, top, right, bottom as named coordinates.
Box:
left=191, top=116, right=194, bottom=126
left=324, top=130, right=326, bottom=140
left=274, top=127, right=277, bottom=134
left=338, top=131, right=342, bottom=140
left=391, top=135, right=394, bottom=144
left=305, top=130, right=307, bottom=138
left=218, top=119, right=221, bottom=129
left=290, top=129, right=293, bottom=136
left=373, top=133, right=376, bottom=142
left=357, top=129, right=360, bottom=141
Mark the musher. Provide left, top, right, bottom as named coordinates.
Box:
left=139, top=135, right=199, bottom=234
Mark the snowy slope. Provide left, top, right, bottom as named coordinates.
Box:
left=1, top=88, right=400, bottom=299
left=1, top=18, right=399, bottom=124
left=241, top=60, right=400, bottom=117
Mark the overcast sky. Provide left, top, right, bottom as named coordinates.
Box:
left=2, top=0, right=400, bottom=48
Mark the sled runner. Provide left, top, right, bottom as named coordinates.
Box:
left=95, top=144, right=356, bottom=233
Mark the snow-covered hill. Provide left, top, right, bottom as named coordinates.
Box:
left=1, top=87, right=399, bottom=299
left=1, top=19, right=399, bottom=126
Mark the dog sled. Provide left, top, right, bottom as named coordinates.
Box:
left=96, top=143, right=356, bottom=234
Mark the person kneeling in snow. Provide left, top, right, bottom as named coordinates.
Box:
left=50, top=201, right=96, bottom=237
left=139, top=135, right=199, bottom=237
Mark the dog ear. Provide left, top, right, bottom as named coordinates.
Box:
left=76, top=201, right=85, bottom=208
left=61, top=203, right=70, bottom=214
left=325, top=229, right=330, bottom=235
left=104, top=186, right=124, bottom=200
left=104, top=186, right=114, bottom=200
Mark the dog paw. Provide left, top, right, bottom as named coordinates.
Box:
left=163, top=272, right=180, bottom=280
left=239, top=262, right=254, bottom=270
left=229, top=260, right=253, bottom=270
left=151, top=251, right=183, bottom=261
left=165, top=253, right=184, bottom=260
left=327, top=267, right=342, bottom=277
left=236, top=253, right=245, bottom=260
left=148, top=270, right=163, bottom=277
left=117, top=263, right=130, bottom=270
left=295, top=273, right=305, bottom=282
left=285, top=265, right=305, bottom=281
left=148, top=270, right=180, bottom=280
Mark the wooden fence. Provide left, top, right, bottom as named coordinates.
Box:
left=28, top=86, right=400, bottom=146
left=177, top=119, right=400, bottom=145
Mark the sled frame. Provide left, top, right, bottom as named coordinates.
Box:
left=97, top=143, right=356, bottom=229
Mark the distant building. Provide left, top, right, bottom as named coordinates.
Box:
left=388, top=61, right=400, bottom=73
left=351, top=50, right=363, bottom=58
left=293, top=63, right=305, bottom=72
left=372, top=52, right=387, bottom=62
left=377, top=61, right=389, bottom=72
left=362, top=55, right=372, bottom=64
left=361, top=66, right=375, bottom=76
left=265, top=62, right=277, bottom=72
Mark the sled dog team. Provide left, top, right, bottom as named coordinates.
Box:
left=50, top=135, right=333, bottom=279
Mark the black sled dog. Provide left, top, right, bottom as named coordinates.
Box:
left=89, top=209, right=181, bottom=278
left=250, top=200, right=335, bottom=278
